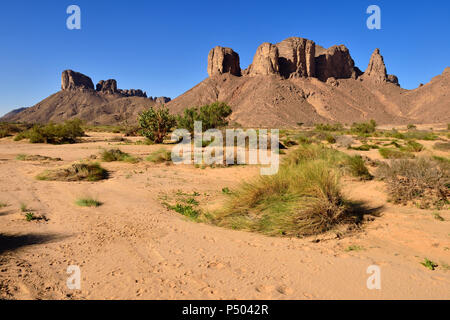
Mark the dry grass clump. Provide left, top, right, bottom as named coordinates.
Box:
left=36, top=163, right=108, bottom=182
left=376, top=158, right=449, bottom=209
left=101, top=149, right=139, bottom=163
left=16, top=154, right=62, bottom=161
left=433, top=142, right=450, bottom=151
left=146, top=148, right=172, bottom=163
left=209, top=144, right=370, bottom=237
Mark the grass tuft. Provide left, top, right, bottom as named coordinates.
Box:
left=421, top=258, right=438, bottom=271
left=37, top=163, right=108, bottom=182
left=146, top=148, right=172, bottom=163
left=101, top=149, right=139, bottom=163
left=75, top=198, right=102, bottom=207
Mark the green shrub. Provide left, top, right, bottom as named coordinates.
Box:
left=13, top=119, right=84, bottom=144
left=401, top=140, right=424, bottom=152
left=407, top=124, right=417, bottom=130
left=315, top=123, right=344, bottom=132
left=138, top=106, right=176, bottom=143
left=351, top=120, right=377, bottom=135
left=345, top=155, right=373, bottom=180
left=326, top=134, right=336, bottom=144
left=379, top=148, right=415, bottom=159
left=384, top=129, right=438, bottom=141
left=177, top=102, right=232, bottom=133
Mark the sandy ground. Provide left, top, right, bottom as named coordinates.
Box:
left=0, top=132, right=449, bottom=299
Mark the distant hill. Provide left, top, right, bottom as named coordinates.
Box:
left=1, top=70, right=171, bottom=125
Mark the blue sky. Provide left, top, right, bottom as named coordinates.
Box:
left=0, top=0, right=449, bottom=116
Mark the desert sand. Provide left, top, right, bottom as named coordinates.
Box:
left=0, top=131, right=449, bottom=300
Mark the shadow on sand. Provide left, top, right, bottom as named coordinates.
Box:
left=0, top=233, right=65, bottom=255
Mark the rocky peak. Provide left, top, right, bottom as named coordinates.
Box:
left=207, top=46, right=241, bottom=77
left=315, top=45, right=356, bottom=81
left=247, top=42, right=280, bottom=76
left=61, top=70, right=94, bottom=91
left=363, top=48, right=388, bottom=83
left=276, top=37, right=315, bottom=78
left=362, top=49, right=400, bottom=85
left=96, top=79, right=118, bottom=94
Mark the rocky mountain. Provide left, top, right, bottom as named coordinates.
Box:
left=167, top=36, right=449, bottom=127
left=2, top=36, right=449, bottom=127
left=2, top=70, right=171, bottom=124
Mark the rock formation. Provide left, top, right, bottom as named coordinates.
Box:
left=61, top=70, right=94, bottom=91
left=362, top=48, right=389, bottom=83
left=276, top=37, right=315, bottom=78
left=315, top=45, right=356, bottom=81
left=96, top=79, right=118, bottom=94
left=118, top=89, right=147, bottom=98
left=207, top=46, right=241, bottom=77
left=247, top=43, right=280, bottom=76
left=153, top=97, right=171, bottom=104
left=362, top=48, right=400, bottom=86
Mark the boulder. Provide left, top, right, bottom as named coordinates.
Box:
left=315, top=45, right=355, bottom=81
left=207, top=46, right=241, bottom=77
left=387, top=74, right=400, bottom=86
left=61, top=70, right=94, bottom=91
left=247, top=42, right=280, bottom=76
left=276, top=37, right=315, bottom=78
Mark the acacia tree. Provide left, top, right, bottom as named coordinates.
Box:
left=138, top=106, right=176, bottom=143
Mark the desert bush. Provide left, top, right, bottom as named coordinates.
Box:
left=351, top=120, right=377, bottom=135
left=177, top=102, right=232, bottom=133
left=315, top=123, right=344, bottom=132
left=0, top=122, right=30, bottom=138
left=384, top=129, right=438, bottom=141
left=146, top=148, right=172, bottom=163
left=407, top=124, right=417, bottom=130
left=101, top=149, right=139, bottom=163
left=401, top=140, right=424, bottom=152
left=345, top=155, right=373, bottom=180
left=138, top=106, right=176, bottom=143
left=433, top=142, right=450, bottom=151
left=379, top=148, right=415, bottom=159
left=37, top=163, right=108, bottom=181
left=13, top=119, right=84, bottom=144
left=376, top=158, right=449, bottom=209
